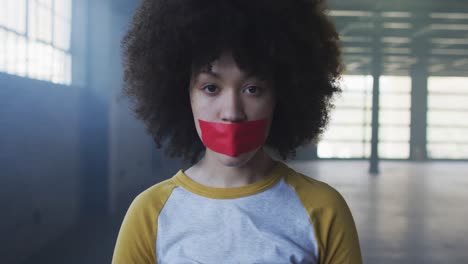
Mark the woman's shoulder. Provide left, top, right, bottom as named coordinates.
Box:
left=128, top=173, right=180, bottom=214
left=281, top=163, right=349, bottom=210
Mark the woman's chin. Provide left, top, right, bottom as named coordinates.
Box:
left=213, top=149, right=261, bottom=167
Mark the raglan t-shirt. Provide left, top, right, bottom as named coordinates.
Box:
left=112, top=161, right=362, bottom=264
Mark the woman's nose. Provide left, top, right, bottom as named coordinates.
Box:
left=220, top=90, right=247, bottom=123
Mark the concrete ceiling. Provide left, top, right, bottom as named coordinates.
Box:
left=327, top=0, right=468, bottom=76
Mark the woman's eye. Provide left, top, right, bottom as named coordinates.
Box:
left=202, top=84, right=218, bottom=94
left=244, top=86, right=261, bottom=94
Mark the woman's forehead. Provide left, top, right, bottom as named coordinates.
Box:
left=193, top=52, right=270, bottom=82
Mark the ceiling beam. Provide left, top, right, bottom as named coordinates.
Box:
left=327, top=0, right=468, bottom=13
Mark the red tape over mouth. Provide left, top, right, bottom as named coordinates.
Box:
left=199, top=119, right=267, bottom=157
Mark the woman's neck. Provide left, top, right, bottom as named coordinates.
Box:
left=185, top=148, right=277, bottom=188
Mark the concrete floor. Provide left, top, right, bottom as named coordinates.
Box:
left=22, top=161, right=468, bottom=264
left=290, top=161, right=468, bottom=264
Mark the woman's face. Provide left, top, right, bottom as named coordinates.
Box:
left=189, top=51, right=276, bottom=167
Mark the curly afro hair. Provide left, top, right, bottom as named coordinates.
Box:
left=121, top=0, right=344, bottom=164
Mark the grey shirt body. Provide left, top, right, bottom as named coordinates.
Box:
left=156, top=178, right=319, bottom=264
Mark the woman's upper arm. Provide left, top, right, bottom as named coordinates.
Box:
left=112, top=195, right=158, bottom=264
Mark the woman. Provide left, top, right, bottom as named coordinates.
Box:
left=112, top=0, right=362, bottom=263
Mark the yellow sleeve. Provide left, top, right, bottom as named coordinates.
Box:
left=285, top=170, right=362, bottom=264
left=112, top=179, right=177, bottom=264
left=311, top=185, right=362, bottom=264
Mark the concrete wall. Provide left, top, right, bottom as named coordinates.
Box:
left=0, top=0, right=90, bottom=262
left=0, top=0, right=185, bottom=262
left=0, top=74, right=81, bottom=263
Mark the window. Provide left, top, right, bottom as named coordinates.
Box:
left=318, top=75, right=373, bottom=158
left=427, top=77, right=468, bottom=159
left=0, top=0, right=72, bottom=85
left=378, top=76, right=411, bottom=159
left=318, top=75, right=411, bottom=159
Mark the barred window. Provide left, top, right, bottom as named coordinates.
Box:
left=378, top=76, right=411, bottom=159
left=427, top=77, right=468, bottom=159
left=0, top=0, right=72, bottom=85
left=318, top=75, right=373, bottom=158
